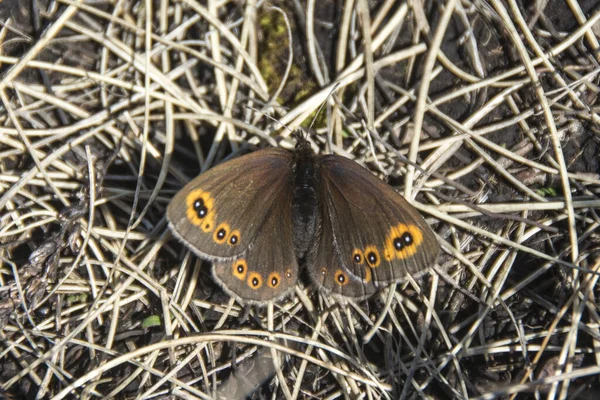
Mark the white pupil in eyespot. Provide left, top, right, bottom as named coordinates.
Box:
left=394, top=233, right=413, bottom=250
left=394, top=238, right=403, bottom=250
left=194, top=199, right=207, bottom=217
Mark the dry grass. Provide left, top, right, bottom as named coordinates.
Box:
left=1, top=0, right=600, bottom=399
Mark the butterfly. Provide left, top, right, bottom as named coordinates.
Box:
left=166, top=133, right=439, bottom=303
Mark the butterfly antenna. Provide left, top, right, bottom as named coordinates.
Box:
left=243, top=105, right=294, bottom=135
left=307, top=82, right=341, bottom=133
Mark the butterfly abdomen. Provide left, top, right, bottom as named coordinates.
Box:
left=292, top=154, right=320, bottom=258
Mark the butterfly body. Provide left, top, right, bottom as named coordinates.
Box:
left=291, top=144, right=321, bottom=259
left=167, top=135, right=439, bottom=303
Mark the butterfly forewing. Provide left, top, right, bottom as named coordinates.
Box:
left=167, top=148, right=295, bottom=260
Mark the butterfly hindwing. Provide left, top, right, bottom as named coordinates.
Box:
left=212, top=185, right=298, bottom=302
left=306, top=204, right=378, bottom=298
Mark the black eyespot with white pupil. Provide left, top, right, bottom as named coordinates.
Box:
left=252, top=277, right=259, bottom=286
left=367, top=252, right=377, bottom=264
left=394, top=232, right=414, bottom=250
left=353, top=254, right=362, bottom=263
left=393, top=238, right=403, bottom=250
left=193, top=198, right=207, bottom=218
left=337, top=274, right=345, bottom=283
left=237, top=263, right=245, bottom=273
left=230, top=235, right=238, bottom=245
left=271, top=277, right=278, bottom=286
left=217, top=228, right=227, bottom=240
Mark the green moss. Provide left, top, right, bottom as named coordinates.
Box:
left=142, top=315, right=162, bottom=329
left=536, top=187, right=558, bottom=197
left=257, top=9, right=317, bottom=107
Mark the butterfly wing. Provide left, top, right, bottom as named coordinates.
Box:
left=306, top=204, right=379, bottom=298
left=212, top=185, right=298, bottom=302
left=308, top=154, right=439, bottom=297
left=167, top=148, right=294, bottom=259
left=167, top=148, right=298, bottom=302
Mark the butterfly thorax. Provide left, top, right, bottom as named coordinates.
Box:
left=292, top=149, right=320, bottom=259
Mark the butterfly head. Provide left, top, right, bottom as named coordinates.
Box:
left=293, top=130, right=312, bottom=155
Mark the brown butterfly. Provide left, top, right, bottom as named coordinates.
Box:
left=167, top=134, right=439, bottom=303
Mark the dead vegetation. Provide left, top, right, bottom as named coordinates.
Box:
left=1, top=0, right=600, bottom=398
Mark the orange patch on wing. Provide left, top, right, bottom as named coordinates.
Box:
left=213, top=222, right=231, bottom=244
left=201, top=216, right=215, bottom=233
left=232, top=259, right=248, bottom=280
left=334, top=270, right=349, bottom=286
left=247, top=272, right=263, bottom=289
left=186, top=189, right=215, bottom=231
left=352, top=248, right=364, bottom=264
left=227, top=229, right=241, bottom=246
left=285, top=268, right=294, bottom=279
left=384, top=249, right=392, bottom=261
left=363, top=245, right=381, bottom=268
left=384, top=223, right=423, bottom=261
left=267, top=272, right=281, bottom=288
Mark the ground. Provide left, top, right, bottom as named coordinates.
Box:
left=0, top=0, right=599, bottom=399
